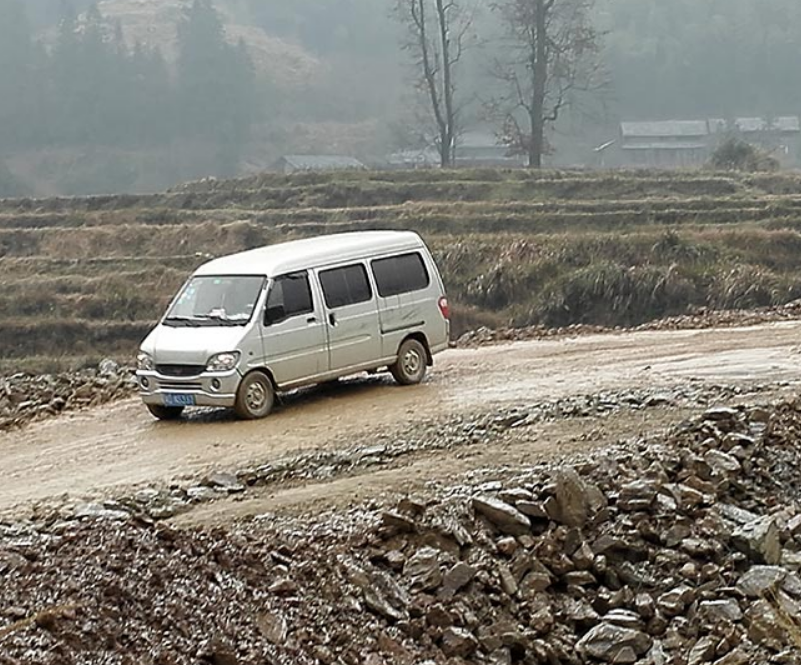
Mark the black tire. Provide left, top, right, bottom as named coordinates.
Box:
left=147, top=404, right=184, bottom=421
left=234, top=371, right=275, bottom=419
left=390, top=338, right=428, bottom=386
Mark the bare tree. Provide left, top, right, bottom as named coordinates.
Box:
left=489, top=0, right=605, bottom=168
left=395, top=0, right=474, bottom=167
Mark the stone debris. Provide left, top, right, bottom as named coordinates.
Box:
left=456, top=301, right=801, bottom=347
left=4, top=397, right=801, bottom=663
left=0, top=360, right=136, bottom=430
left=472, top=496, right=531, bottom=535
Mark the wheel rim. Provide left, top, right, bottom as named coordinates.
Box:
left=246, top=380, right=268, bottom=412
left=403, top=348, right=422, bottom=377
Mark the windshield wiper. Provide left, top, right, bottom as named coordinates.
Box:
left=163, top=316, right=202, bottom=328
left=195, top=313, right=246, bottom=327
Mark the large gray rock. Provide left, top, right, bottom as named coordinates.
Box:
left=617, top=480, right=658, bottom=512
left=441, top=627, right=479, bottom=658
left=732, top=516, right=781, bottom=565
left=704, top=449, right=742, bottom=475
left=256, top=612, right=288, bottom=645
left=576, top=623, right=652, bottom=662
left=656, top=586, right=695, bottom=617
left=745, top=599, right=787, bottom=650
left=698, top=599, right=743, bottom=623
left=473, top=496, right=531, bottom=536
left=737, top=566, right=786, bottom=597
left=404, top=547, right=442, bottom=590
left=348, top=564, right=410, bottom=622
left=553, top=467, right=590, bottom=527
left=441, top=562, right=476, bottom=597
left=205, top=472, right=245, bottom=493
left=687, top=636, right=716, bottom=665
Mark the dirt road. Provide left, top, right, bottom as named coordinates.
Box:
left=2, top=321, right=801, bottom=516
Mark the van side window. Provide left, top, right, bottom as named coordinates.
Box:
left=266, top=272, right=313, bottom=323
left=371, top=252, right=430, bottom=298
left=319, top=264, right=372, bottom=308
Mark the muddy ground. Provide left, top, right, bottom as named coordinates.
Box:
left=4, top=321, right=801, bottom=665
left=2, top=320, right=801, bottom=520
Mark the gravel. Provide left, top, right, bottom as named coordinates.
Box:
left=4, top=397, right=801, bottom=663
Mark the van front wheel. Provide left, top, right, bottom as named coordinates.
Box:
left=234, top=371, right=274, bottom=419
left=391, top=339, right=427, bottom=386
left=147, top=404, right=184, bottom=421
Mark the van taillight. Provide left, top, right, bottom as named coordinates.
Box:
left=438, top=296, right=450, bottom=320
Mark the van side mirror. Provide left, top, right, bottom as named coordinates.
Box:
left=264, top=304, right=286, bottom=326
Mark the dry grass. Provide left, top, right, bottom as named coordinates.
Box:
left=3, top=168, right=801, bottom=365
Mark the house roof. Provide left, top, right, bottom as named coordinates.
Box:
left=385, top=149, right=441, bottom=166
left=277, top=155, right=366, bottom=171
left=196, top=231, right=424, bottom=278
left=709, top=116, right=801, bottom=133
left=621, top=121, right=709, bottom=139
left=622, top=142, right=707, bottom=151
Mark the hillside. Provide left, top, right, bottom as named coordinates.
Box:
left=3, top=169, right=801, bottom=372
left=95, top=0, right=323, bottom=89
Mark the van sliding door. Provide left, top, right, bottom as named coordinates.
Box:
left=318, top=263, right=381, bottom=372
left=261, top=272, right=328, bottom=386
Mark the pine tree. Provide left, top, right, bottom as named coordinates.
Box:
left=176, top=0, right=257, bottom=174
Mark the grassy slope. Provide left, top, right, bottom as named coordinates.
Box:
left=2, top=168, right=801, bottom=372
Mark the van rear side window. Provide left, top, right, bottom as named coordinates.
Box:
left=371, top=252, right=430, bottom=298
left=319, top=264, right=372, bottom=308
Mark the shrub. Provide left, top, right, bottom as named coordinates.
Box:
left=709, top=137, right=779, bottom=172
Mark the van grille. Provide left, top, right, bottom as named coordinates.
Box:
left=156, top=364, right=205, bottom=378
left=158, top=380, right=203, bottom=391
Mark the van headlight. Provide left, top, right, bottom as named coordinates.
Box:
left=137, top=352, right=155, bottom=372
left=206, top=352, right=241, bottom=372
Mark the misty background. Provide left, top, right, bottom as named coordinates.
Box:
left=2, top=0, right=801, bottom=196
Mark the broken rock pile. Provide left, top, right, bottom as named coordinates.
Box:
left=457, top=301, right=801, bottom=346
left=0, top=360, right=136, bottom=430
left=4, top=400, right=801, bottom=663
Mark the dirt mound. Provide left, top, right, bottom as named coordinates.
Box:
left=3, top=398, right=801, bottom=663
left=0, top=360, right=135, bottom=430
left=457, top=301, right=801, bottom=346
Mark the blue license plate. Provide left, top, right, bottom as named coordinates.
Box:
left=163, top=393, right=196, bottom=407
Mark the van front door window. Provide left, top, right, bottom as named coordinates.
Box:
left=265, top=272, right=314, bottom=325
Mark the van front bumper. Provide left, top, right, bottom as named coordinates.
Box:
left=136, top=368, right=242, bottom=409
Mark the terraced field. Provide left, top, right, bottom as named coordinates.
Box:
left=3, top=168, right=801, bottom=372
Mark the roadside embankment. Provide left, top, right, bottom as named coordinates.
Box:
left=3, top=398, right=801, bottom=663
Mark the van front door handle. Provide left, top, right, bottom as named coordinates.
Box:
left=328, top=312, right=337, bottom=327
left=307, top=316, right=317, bottom=323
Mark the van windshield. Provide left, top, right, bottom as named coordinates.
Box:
left=164, top=276, right=265, bottom=327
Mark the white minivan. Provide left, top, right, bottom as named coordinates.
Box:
left=136, top=231, right=450, bottom=420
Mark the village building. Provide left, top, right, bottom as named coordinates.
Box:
left=616, top=116, right=801, bottom=168
left=272, top=155, right=366, bottom=175
left=619, top=121, right=709, bottom=168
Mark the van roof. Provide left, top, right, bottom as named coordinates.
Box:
left=195, top=231, right=426, bottom=277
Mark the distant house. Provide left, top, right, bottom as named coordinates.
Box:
left=618, top=116, right=801, bottom=168
left=385, top=131, right=527, bottom=170
left=619, top=121, right=709, bottom=168
left=455, top=132, right=527, bottom=168
left=273, top=155, right=366, bottom=175
left=385, top=148, right=441, bottom=169
left=708, top=117, right=801, bottom=166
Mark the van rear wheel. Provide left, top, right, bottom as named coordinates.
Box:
left=147, top=404, right=184, bottom=421
left=234, top=371, right=274, bottom=419
left=391, top=339, right=427, bottom=386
